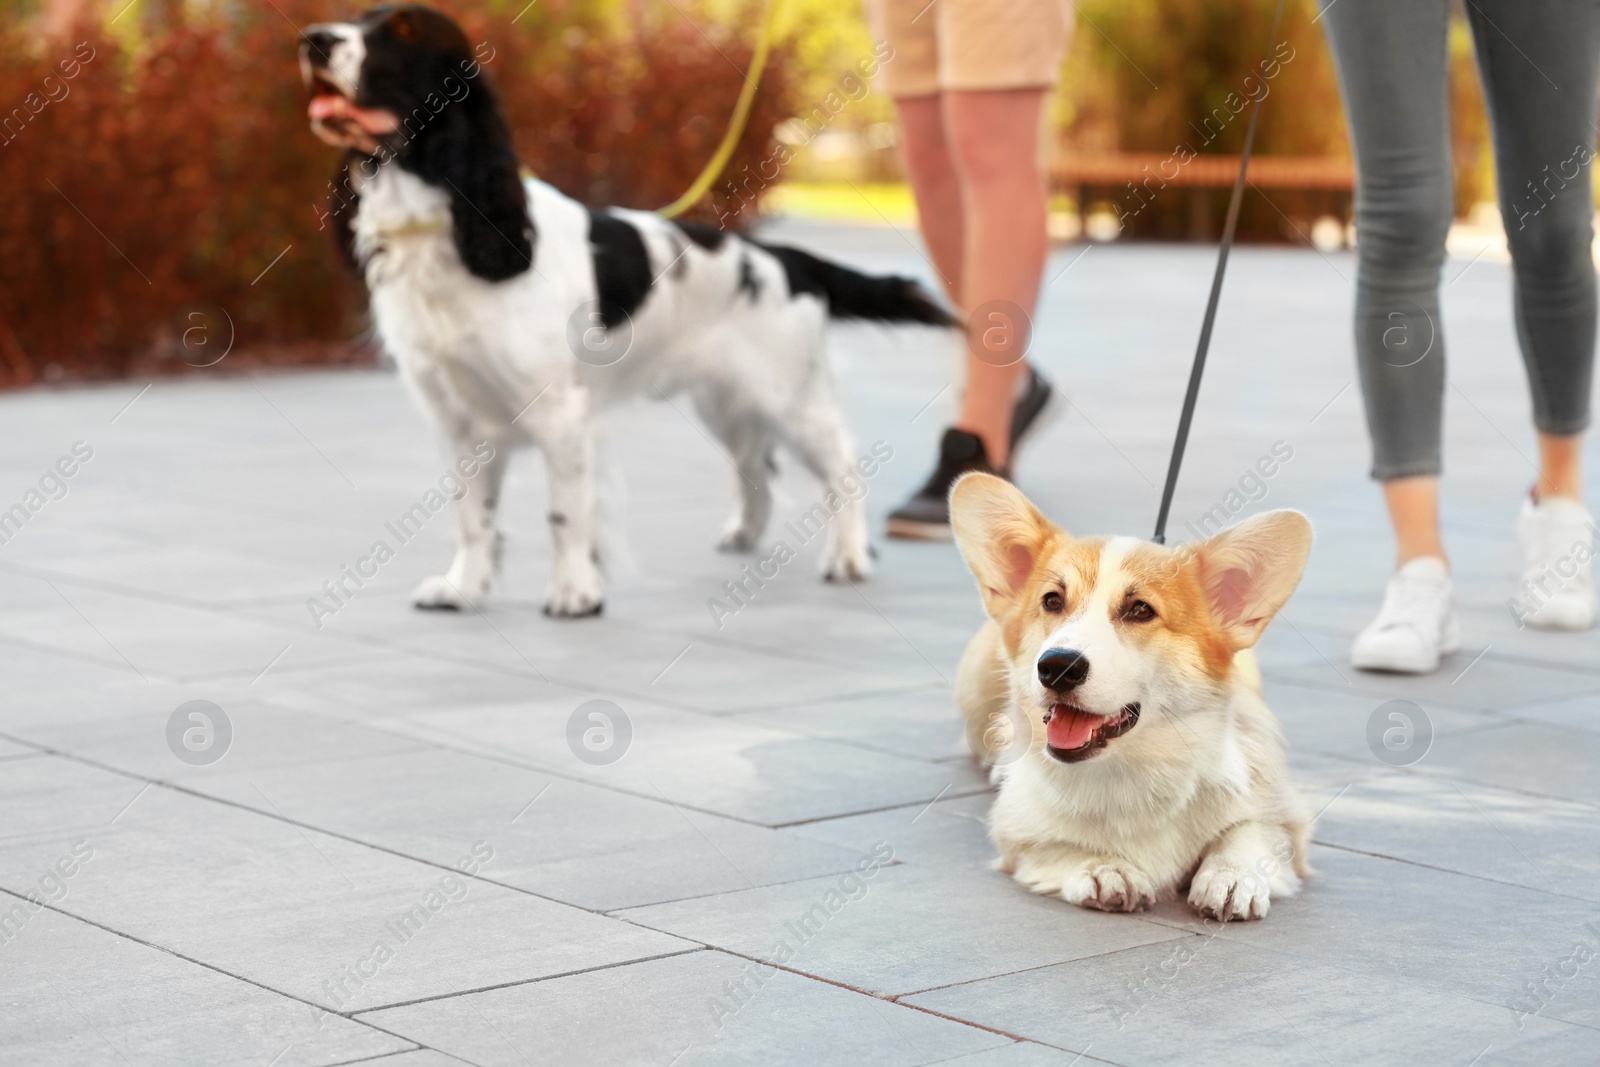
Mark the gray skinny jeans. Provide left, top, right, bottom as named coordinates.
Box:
left=1321, top=0, right=1600, bottom=479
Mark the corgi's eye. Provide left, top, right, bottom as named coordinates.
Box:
left=1123, top=599, right=1157, bottom=622
left=1041, top=591, right=1064, bottom=613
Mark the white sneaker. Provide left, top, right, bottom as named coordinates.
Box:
left=1513, top=495, right=1597, bottom=631
left=1350, top=556, right=1461, bottom=673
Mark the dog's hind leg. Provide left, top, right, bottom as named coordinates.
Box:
left=413, top=435, right=509, bottom=611
left=776, top=391, right=872, bottom=582
left=691, top=387, right=773, bottom=552
left=527, top=383, right=605, bottom=617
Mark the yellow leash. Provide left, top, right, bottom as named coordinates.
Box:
left=656, top=0, right=781, bottom=219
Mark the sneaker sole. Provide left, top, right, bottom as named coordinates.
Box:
left=1522, top=598, right=1597, bottom=631
left=1350, top=615, right=1461, bottom=674
left=886, top=517, right=953, bottom=542
left=1350, top=649, right=1440, bottom=674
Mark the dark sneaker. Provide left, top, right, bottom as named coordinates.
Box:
left=1009, top=364, right=1057, bottom=457
left=886, top=428, right=998, bottom=541
left=886, top=365, right=1057, bottom=541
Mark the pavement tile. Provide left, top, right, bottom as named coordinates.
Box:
left=1501, top=689, right=1600, bottom=735
left=178, top=745, right=881, bottom=911
left=1137, top=845, right=1600, bottom=1031
left=247, top=594, right=930, bottom=712
left=1411, top=719, right=1600, bottom=806
left=608, top=635, right=934, bottom=714
left=1454, top=609, right=1600, bottom=676
left=781, top=791, right=998, bottom=873
left=0, top=757, right=691, bottom=1013
left=333, top=1052, right=476, bottom=1066
left=0, top=737, right=40, bottom=761
left=914, top=1044, right=1106, bottom=1067
left=618, top=863, right=1190, bottom=997
left=0, top=630, right=153, bottom=696
left=1260, top=676, right=1517, bottom=765
left=736, top=683, right=969, bottom=761
left=676, top=604, right=976, bottom=687
left=0, top=579, right=371, bottom=683
left=1306, top=765, right=1600, bottom=901
left=1271, top=654, right=1600, bottom=715
left=906, top=933, right=1597, bottom=1066
left=0, top=905, right=411, bottom=1066
left=267, top=657, right=569, bottom=718
left=2, top=690, right=430, bottom=783
left=372, top=696, right=987, bottom=827
left=11, top=543, right=358, bottom=608
left=360, top=948, right=1010, bottom=1066
left=1249, top=617, right=1345, bottom=674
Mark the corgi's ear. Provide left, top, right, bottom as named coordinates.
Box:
left=1192, top=509, right=1313, bottom=650
left=950, top=473, right=1059, bottom=616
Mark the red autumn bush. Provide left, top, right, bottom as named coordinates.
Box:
left=0, top=1, right=792, bottom=387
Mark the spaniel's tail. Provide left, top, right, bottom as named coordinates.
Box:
left=754, top=242, right=958, bottom=327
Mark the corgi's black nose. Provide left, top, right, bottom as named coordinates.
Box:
left=1038, top=648, right=1089, bottom=691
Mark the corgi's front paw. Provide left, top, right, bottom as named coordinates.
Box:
left=1062, top=863, right=1158, bottom=913
left=1188, top=862, right=1272, bottom=921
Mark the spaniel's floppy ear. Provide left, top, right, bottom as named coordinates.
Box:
left=950, top=473, right=1061, bottom=619
left=1191, top=509, right=1313, bottom=651
left=409, top=80, right=534, bottom=282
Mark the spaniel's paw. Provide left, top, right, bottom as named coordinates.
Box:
left=821, top=543, right=873, bottom=583
left=543, top=571, right=604, bottom=618
left=716, top=524, right=759, bottom=553
left=412, top=574, right=481, bottom=611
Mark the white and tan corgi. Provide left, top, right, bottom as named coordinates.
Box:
left=949, top=473, right=1313, bottom=921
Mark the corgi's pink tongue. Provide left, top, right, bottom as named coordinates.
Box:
left=1047, top=705, right=1101, bottom=750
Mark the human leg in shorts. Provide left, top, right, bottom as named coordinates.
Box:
left=873, top=0, right=1070, bottom=539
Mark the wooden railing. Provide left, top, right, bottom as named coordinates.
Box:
left=1051, top=152, right=1355, bottom=191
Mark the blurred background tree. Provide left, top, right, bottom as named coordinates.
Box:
left=1050, top=0, right=1494, bottom=242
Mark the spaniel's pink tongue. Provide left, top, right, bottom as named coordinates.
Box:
left=308, top=95, right=398, bottom=133
left=1047, top=705, right=1101, bottom=750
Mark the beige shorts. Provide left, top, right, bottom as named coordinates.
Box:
left=866, top=0, right=1071, bottom=98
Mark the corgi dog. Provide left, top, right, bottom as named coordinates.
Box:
left=949, top=473, right=1313, bottom=921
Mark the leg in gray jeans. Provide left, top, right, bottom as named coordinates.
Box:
left=1321, top=0, right=1600, bottom=480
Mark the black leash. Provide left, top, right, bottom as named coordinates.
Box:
left=1151, top=0, right=1287, bottom=545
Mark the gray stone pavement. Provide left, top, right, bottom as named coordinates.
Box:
left=1, top=221, right=1598, bottom=1065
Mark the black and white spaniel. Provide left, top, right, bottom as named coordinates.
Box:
left=300, top=5, right=953, bottom=616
